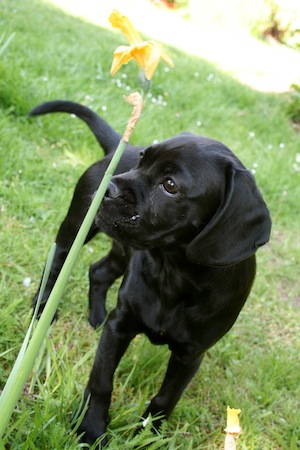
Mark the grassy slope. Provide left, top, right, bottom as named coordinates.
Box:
left=0, top=0, right=299, bottom=448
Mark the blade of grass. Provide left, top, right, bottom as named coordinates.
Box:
left=0, top=32, right=15, bottom=56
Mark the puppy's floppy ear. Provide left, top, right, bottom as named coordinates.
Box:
left=186, top=167, right=271, bottom=267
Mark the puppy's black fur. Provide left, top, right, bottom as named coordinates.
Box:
left=30, top=100, right=271, bottom=446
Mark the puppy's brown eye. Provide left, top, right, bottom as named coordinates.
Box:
left=162, top=178, right=177, bottom=194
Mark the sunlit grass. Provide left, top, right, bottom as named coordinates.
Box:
left=0, top=0, right=299, bottom=448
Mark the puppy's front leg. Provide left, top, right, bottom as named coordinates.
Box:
left=142, top=351, right=204, bottom=429
left=89, top=240, right=129, bottom=328
left=77, top=310, right=136, bottom=446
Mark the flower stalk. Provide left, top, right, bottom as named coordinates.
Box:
left=123, top=92, right=144, bottom=142
left=0, top=9, right=173, bottom=442
left=0, top=96, right=141, bottom=439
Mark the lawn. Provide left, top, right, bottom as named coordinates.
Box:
left=0, top=0, right=300, bottom=448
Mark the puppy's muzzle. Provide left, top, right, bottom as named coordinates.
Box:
left=103, top=179, right=136, bottom=205
left=105, top=181, right=120, bottom=200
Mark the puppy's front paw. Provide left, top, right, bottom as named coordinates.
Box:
left=76, top=405, right=110, bottom=447
left=77, top=419, right=108, bottom=447
left=88, top=303, right=107, bottom=329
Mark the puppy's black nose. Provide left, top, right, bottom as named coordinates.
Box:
left=105, top=181, right=120, bottom=199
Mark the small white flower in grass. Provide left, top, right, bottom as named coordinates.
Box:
left=23, top=277, right=31, bottom=288
left=162, top=101, right=167, bottom=106
left=42, top=76, right=48, bottom=82
left=29, top=216, right=35, bottom=223
left=142, top=415, right=150, bottom=427
left=194, top=71, right=199, bottom=77
left=293, top=163, right=300, bottom=171
left=164, top=67, right=170, bottom=72
left=249, top=131, right=255, bottom=138
left=196, top=120, right=202, bottom=127
left=153, top=139, right=159, bottom=144
left=296, top=153, right=300, bottom=163
left=267, top=144, right=273, bottom=150
left=101, top=105, right=107, bottom=111
left=151, top=97, right=157, bottom=103
left=251, top=162, right=258, bottom=174
left=52, top=162, right=57, bottom=169
left=279, top=142, right=285, bottom=148
left=207, top=73, right=214, bottom=81
left=121, top=73, right=127, bottom=79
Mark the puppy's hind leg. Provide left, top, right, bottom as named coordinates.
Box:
left=32, top=216, right=99, bottom=317
left=88, top=240, right=129, bottom=329
left=32, top=175, right=100, bottom=318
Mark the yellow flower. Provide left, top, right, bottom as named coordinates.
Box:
left=109, top=10, right=174, bottom=80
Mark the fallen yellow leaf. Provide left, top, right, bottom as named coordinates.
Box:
left=224, top=406, right=242, bottom=450
left=224, top=406, right=242, bottom=434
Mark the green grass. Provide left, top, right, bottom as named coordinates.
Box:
left=1, top=0, right=300, bottom=448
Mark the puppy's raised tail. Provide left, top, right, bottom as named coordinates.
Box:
left=29, top=100, right=121, bottom=155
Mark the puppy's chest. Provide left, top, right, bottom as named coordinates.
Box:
left=154, top=266, right=185, bottom=300
left=140, top=293, right=188, bottom=345
left=136, top=259, right=196, bottom=343
left=122, top=251, right=209, bottom=345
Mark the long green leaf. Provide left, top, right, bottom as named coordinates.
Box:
left=0, top=139, right=127, bottom=439
left=0, top=243, right=56, bottom=399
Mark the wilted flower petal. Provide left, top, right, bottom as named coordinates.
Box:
left=109, top=10, right=141, bottom=45
left=109, top=10, right=173, bottom=80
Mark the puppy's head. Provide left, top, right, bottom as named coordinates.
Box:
left=96, top=134, right=271, bottom=266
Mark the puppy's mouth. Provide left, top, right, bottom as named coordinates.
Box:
left=117, top=214, right=140, bottom=224
left=95, top=210, right=140, bottom=229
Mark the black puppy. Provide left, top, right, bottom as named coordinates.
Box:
left=30, top=100, right=271, bottom=446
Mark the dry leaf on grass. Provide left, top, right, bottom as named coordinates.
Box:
left=224, top=406, right=242, bottom=450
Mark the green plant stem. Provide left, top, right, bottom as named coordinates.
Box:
left=0, top=138, right=127, bottom=439
left=0, top=243, right=56, bottom=408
